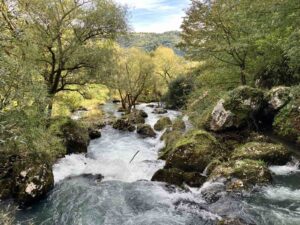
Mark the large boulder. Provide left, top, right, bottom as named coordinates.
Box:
left=159, top=129, right=183, bottom=160
left=209, top=159, right=272, bottom=189
left=151, top=168, right=206, bottom=187
left=137, top=124, right=156, bottom=138
left=0, top=152, right=54, bottom=206
left=265, top=86, right=291, bottom=111
left=154, top=117, right=172, bottom=131
left=273, top=85, right=300, bottom=145
left=61, top=119, right=90, bottom=154
left=165, top=130, right=223, bottom=173
left=210, top=86, right=265, bottom=131
left=231, top=142, right=291, bottom=165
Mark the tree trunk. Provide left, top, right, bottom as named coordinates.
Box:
left=47, top=97, right=54, bottom=118
left=240, top=65, right=247, bottom=85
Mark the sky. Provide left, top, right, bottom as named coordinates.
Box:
left=115, top=0, right=190, bottom=33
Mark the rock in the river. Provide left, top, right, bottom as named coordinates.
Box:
left=0, top=152, right=54, bottom=206
left=137, top=124, right=156, bottom=138
left=14, top=161, right=54, bottom=206
left=151, top=168, right=206, bottom=187
left=153, top=108, right=168, bottom=114
left=154, top=117, right=172, bottom=131
left=112, top=118, right=136, bottom=132
left=232, top=142, right=291, bottom=165
left=273, top=85, right=300, bottom=145
left=210, top=159, right=272, bottom=189
left=88, top=127, right=101, bottom=140
left=210, top=86, right=265, bottom=131
left=265, top=86, right=291, bottom=111
left=61, top=119, right=90, bottom=154
left=126, top=110, right=146, bottom=124
left=159, top=130, right=183, bottom=160
left=172, top=118, right=186, bottom=131
left=165, top=130, right=223, bottom=173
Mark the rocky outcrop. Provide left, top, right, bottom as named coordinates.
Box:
left=152, top=168, right=206, bottom=187
left=231, top=142, right=291, bottom=165
left=210, top=86, right=265, bottom=131
left=112, top=118, right=136, bottom=132
left=154, top=117, right=172, bottom=131
left=137, top=124, right=156, bottom=138
left=61, top=119, right=90, bottom=154
left=273, top=85, right=300, bottom=145
left=0, top=152, right=54, bottom=206
left=265, top=86, right=291, bottom=111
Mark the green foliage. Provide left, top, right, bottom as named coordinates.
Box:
left=118, top=31, right=183, bottom=55
left=164, top=75, right=194, bottom=109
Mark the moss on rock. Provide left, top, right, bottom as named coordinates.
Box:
left=159, top=129, right=183, bottom=160
left=172, top=118, right=186, bottom=131
left=210, top=159, right=272, bottom=188
left=154, top=117, right=172, bottom=131
left=210, top=86, right=265, bottom=131
left=151, top=168, right=206, bottom=187
left=165, top=130, right=224, bottom=173
left=273, top=85, right=300, bottom=145
left=232, top=142, right=291, bottom=165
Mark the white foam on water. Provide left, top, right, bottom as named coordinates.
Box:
left=263, top=186, right=300, bottom=201
left=53, top=103, right=180, bottom=184
left=269, top=160, right=300, bottom=175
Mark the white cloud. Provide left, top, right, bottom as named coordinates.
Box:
left=116, top=0, right=172, bottom=10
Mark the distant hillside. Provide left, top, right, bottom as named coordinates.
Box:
left=118, top=31, right=184, bottom=56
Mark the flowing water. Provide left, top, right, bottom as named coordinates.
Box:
left=3, top=103, right=300, bottom=225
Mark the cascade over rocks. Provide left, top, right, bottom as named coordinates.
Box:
left=154, top=117, right=172, bottom=131
left=137, top=124, right=156, bottom=138
left=210, top=86, right=265, bottom=131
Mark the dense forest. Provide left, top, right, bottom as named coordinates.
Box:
left=0, top=0, right=300, bottom=224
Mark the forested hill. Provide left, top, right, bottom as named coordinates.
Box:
left=118, top=31, right=184, bottom=55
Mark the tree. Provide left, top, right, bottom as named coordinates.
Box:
left=4, top=0, right=128, bottom=116
left=180, top=0, right=255, bottom=85
left=104, top=47, right=155, bottom=112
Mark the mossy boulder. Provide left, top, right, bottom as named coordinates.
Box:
left=61, top=119, right=90, bottom=154
left=112, top=118, right=136, bottom=132
left=210, top=159, right=272, bottom=188
left=159, top=129, right=183, bottom=160
left=210, top=86, right=265, bottom=131
left=151, top=168, right=206, bottom=187
left=154, top=117, right=172, bottom=131
left=165, top=130, right=223, bottom=173
left=232, top=142, right=291, bottom=165
left=172, top=118, right=186, bottom=131
left=0, top=152, right=54, bottom=206
left=273, top=85, right=300, bottom=145
left=265, top=86, right=291, bottom=111
left=137, top=124, right=156, bottom=138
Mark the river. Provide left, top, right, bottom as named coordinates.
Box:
left=4, top=103, right=300, bottom=225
